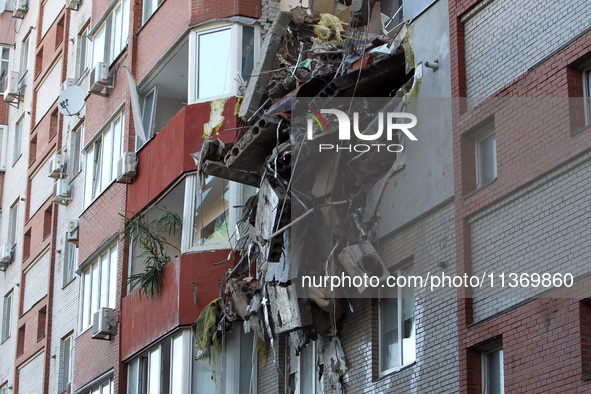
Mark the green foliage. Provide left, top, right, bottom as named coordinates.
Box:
left=120, top=207, right=182, bottom=299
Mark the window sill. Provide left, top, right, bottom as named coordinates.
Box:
left=462, top=177, right=497, bottom=200
left=76, top=68, right=90, bottom=85
left=379, top=361, right=416, bottom=378
left=1, top=336, right=10, bottom=344
left=62, top=276, right=76, bottom=290
left=572, top=124, right=591, bottom=137
left=183, top=242, right=232, bottom=254
left=12, top=153, right=22, bottom=167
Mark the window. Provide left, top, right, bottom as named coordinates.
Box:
left=20, top=38, right=29, bottom=77
left=0, top=382, right=7, bottom=394
left=13, top=116, right=24, bottom=165
left=84, top=111, right=124, bottom=207
left=0, top=125, right=7, bottom=170
left=142, top=0, right=164, bottom=24
left=2, top=291, right=12, bottom=343
left=82, top=377, right=114, bottom=394
left=584, top=68, right=591, bottom=125
left=189, top=24, right=259, bottom=102
left=77, top=26, right=91, bottom=78
left=8, top=200, right=18, bottom=248
left=0, top=46, right=10, bottom=92
left=60, top=335, right=74, bottom=393
left=135, top=87, right=157, bottom=150
left=128, top=331, right=189, bottom=394
left=191, top=323, right=255, bottom=393
left=92, top=0, right=130, bottom=68
left=286, top=340, right=323, bottom=394
left=379, top=264, right=415, bottom=374
left=475, top=130, right=497, bottom=188
left=80, top=243, right=118, bottom=330
left=63, top=235, right=78, bottom=286
left=70, top=124, right=84, bottom=177
left=482, top=347, right=504, bottom=394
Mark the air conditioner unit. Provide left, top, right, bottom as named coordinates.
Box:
left=52, top=179, right=71, bottom=205
left=66, top=219, right=79, bottom=245
left=48, top=154, right=66, bottom=178
left=60, top=78, right=75, bottom=92
left=116, top=152, right=137, bottom=183
left=338, top=241, right=390, bottom=293
left=92, top=307, right=114, bottom=339
left=65, top=0, right=81, bottom=10
left=13, top=0, right=28, bottom=18
left=89, top=62, right=109, bottom=93
left=0, top=243, right=12, bottom=264
left=3, top=72, right=22, bottom=102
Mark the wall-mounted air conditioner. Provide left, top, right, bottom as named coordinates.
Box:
left=66, top=219, right=79, bottom=245
left=338, top=241, right=390, bottom=293
left=0, top=243, right=12, bottom=264
left=65, top=0, right=81, bottom=10
left=89, top=62, right=109, bottom=93
left=92, top=307, right=114, bottom=339
left=48, top=154, right=66, bottom=178
left=60, top=78, right=75, bottom=93
left=116, top=152, right=137, bottom=183
left=52, top=179, right=71, bottom=205
left=13, top=0, right=28, bottom=18
left=3, top=72, right=22, bottom=102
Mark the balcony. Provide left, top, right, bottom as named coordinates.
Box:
left=120, top=251, right=232, bottom=360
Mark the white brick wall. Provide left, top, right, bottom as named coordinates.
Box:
left=23, top=250, right=50, bottom=313
left=35, top=58, right=62, bottom=125
left=470, top=152, right=591, bottom=321
left=41, top=0, right=64, bottom=38
left=18, top=351, right=45, bottom=393
left=464, top=0, right=591, bottom=99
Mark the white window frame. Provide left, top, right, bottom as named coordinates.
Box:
left=70, top=123, right=84, bottom=178
left=20, top=37, right=29, bottom=79
left=82, top=377, right=114, bottom=394
left=482, top=347, right=504, bottom=394
left=135, top=86, right=158, bottom=150
left=285, top=339, right=322, bottom=394
left=78, top=25, right=92, bottom=79
left=60, top=334, right=74, bottom=393
left=182, top=174, right=244, bottom=253
left=13, top=115, right=24, bottom=166
left=0, top=46, right=10, bottom=92
left=475, top=129, right=497, bottom=188
left=188, top=22, right=260, bottom=104
left=0, top=382, right=7, bottom=394
left=378, top=264, right=416, bottom=376
left=83, top=110, right=124, bottom=208
left=91, top=0, right=130, bottom=68
left=8, top=200, right=18, bottom=248
left=142, top=0, right=164, bottom=25
left=0, top=125, right=8, bottom=171
left=1, top=291, right=12, bottom=343
left=63, top=234, right=78, bottom=287
left=80, top=243, right=118, bottom=330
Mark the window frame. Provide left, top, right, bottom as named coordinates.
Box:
left=77, top=24, right=92, bottom=79
left=482, top=347, right=504, bottom=394
left=83, top=110, right=124, bottom=208
left=8, top=200, right=18, bottom=249
left=0, top=46, right=10, bottom=92
left=142, top=0, right=165, bottom=25
left=0, top=125, right=8, bottom=171
left=1, top=290, right=13, bottom=343
left=70, top=123, right=84, bottom=179
left=285, top=339, right=322, bottom=394
left=188, top=22, right=260, bottom=104
left=79, top=242, right=118, bottom=331
left=474, top=129, right=497, bottom=189
left=135, top=86, right=158, bottom=150
left=60, top=334, right=74, bottom=393
left=91, top=0, right=130, bottom=69
left=378, top=264, right=416, bottom=376
left=13, top=114, right=24, bottom=166
left=583, top=68, right=591, bottom=126
left=63, top=234, right=78, bottom=287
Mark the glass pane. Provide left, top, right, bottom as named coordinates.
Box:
left=63, top=338, right=71, bottom=386
left=486, top=349, right=504, bottom=394
left=192, top=359, right=219, bottom=394
left=91, top=263, right=100, bottom=315
left=100, top=253, right=109, bottom=308
left=192, top=177, right=230, bottom=249
left=85, top=146, right=94, bottom=206
left=112, top=6, right=122, bottom=59
left=171, top=335, right=183, bottom=393
left=198, top=28, right=232, bottom=99
left=148, top=347, right=161, bottom=394
left=401, top=265, right=415, bottom=365
left=241, top=26, right=255, bottom=80
left=239, top=329, right=254, bottom=394
left=93, top=27, right=105, bottom=67
left=109, top=245, right=118, bottom=309
left=112, top=115, right=123, bottom=179
left=102, top=126, right=114, bottom=187
left=381, top=297, right=399, bottom=371
left=142, top=90, right=155, bottom=137
left=478, top=134, right=496, bottom=186
left=92, top=139, right=103, bottom=199
left=160, top=339, right=171, bottom=394
left=128, top=359, right=139, bottom=394
left=82, top=270, right=91, bottom=328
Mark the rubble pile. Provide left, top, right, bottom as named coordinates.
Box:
left=193, top=3, right=422, bottom=392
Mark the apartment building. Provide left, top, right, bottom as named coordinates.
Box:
left=450, top=0, right=591, bottom=392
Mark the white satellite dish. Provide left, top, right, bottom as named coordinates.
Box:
left=58, top=85, right=86, bottom=116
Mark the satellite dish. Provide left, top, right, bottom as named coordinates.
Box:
left=58, top=85, right=86, bottom=116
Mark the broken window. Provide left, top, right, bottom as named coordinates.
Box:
left=189, top=23, right=259, bottom=103
left=379, top=264, right=415, bottom=374
left=286, top=339, right=324, bottom=394
left=192, top=176, right=230, bottom=249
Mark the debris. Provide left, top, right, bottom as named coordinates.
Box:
left=312, top=14, right=345, bottom=45
left=204, top=98, right=229, bottom=139
left=268, top=282, right=312, bottom=334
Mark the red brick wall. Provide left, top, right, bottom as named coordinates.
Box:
left=190, top=0, right=261, bottom=26
left=450, top=0, right=591, bottom=392
left=73, top=328, right=117, bottom=389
